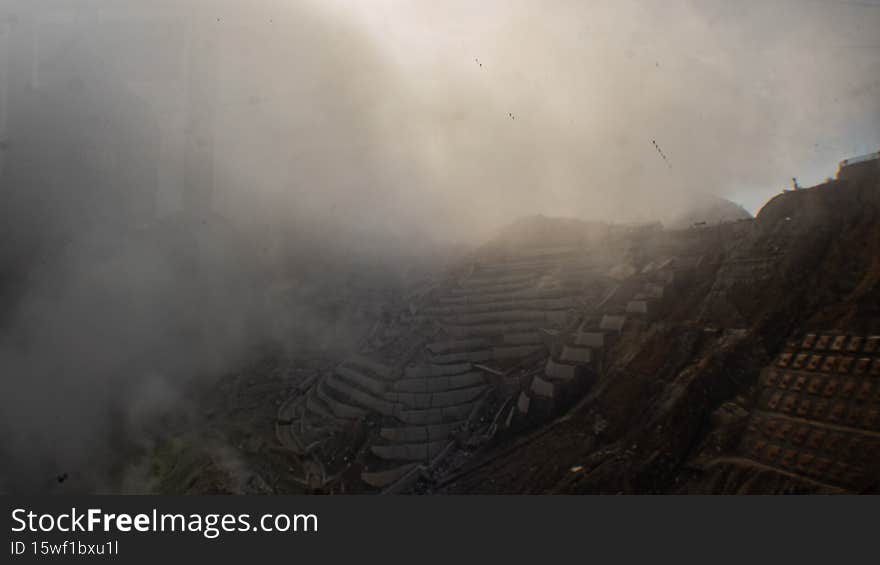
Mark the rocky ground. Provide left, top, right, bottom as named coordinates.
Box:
left=139, top=160, right=880, bottom=495
left=440, top=162, right=880, bottom=494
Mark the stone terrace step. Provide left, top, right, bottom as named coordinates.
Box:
left=386, top=386, right=486, bottom=410
left=404, top=363, right=472, bottom=379
left=430, top=386, right=486, bottom=408
left=476, top=256, right=577, bottom=273
left=503, top=332, right=543, bottom=345
left=444, top=319, right=554, bottom=338
left=391, top=372, right=486, bottom=393
left=316, top=381, right=368, bottom=419
left=493, top=344, right=545, bottom=360
left=599, top=314, right=627, bottom=332
left=324, top=375, right=395, bottom=415
left=385, top=385, right=485, bottom=410
left=429, top=349, right=493, bottom=364
left=457, top=272, right=537, bottom=287
left=434, top=288, right=574, bottom=306
left=574, top=330, right=605, bottom=348
left=545, top=358, right=577, bottom=382
left=335, top=365, right=388, bottom=396
left=530, top=375, right=556, bottom=398
left=371, top=441, right=449, bottom=461
left=446, top=281, right=535, bottom=296
left=396, top=402, right=478, bottom=425
left=515, top=245, right=582, bottom=259
left=425, top=338, right=489, bottom=355
left=344, top=355, right=396, bottom=381
left=560, top=345, right=592, bottom=365
left=379, top=422, right=463, bottom=443
left=445, top=310, right=549, bottom=326
left=625, top=300, right=648, bottom=314
left=423, top=296, right=575, bottom=316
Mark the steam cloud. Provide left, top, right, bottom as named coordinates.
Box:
left=0, top=0, right=877, bottom=492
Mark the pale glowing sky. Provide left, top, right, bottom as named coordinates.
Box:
left=122, top=0, right=880, bottom=237
left=311, top=0, right=880, bottom=217
left=6, top=0, right=880, bottom=240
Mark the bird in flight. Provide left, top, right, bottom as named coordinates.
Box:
left=652, top=139, right=671, bottom=167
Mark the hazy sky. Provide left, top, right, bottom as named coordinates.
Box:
left=3, top=0, right=879, bottom=240
left=322, top=0, right=880, bottom=216
left=214, top=0, right=880, bottom=237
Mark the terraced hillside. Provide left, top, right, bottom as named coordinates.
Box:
left=269, top=155, right=880, bottom=494
left=155, top=155, right=877, bottom=494
left=441, top=157, right=880, bottom=494
left=271, top=215, right=716, bottom=491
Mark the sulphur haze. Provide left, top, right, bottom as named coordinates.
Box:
left=0, top=0, right=877, bottom=492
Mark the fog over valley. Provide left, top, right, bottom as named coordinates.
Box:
left=0, top=0, right=877, bottom=492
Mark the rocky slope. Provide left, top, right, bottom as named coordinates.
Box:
left=148, top=156, right=879, bottom=494
left=441, top=158, right=880, bottom=494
